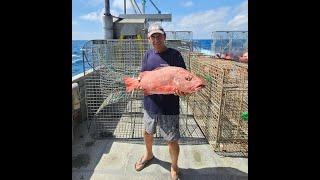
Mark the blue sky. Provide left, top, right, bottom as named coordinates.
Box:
left=72, top=0, right=248, bottom=40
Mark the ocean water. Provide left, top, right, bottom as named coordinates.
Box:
left=72, top=40, right=88, bottom=77
left=72, top=39, right=213, bottom=77
left=192, top=39, right=213, bottom=55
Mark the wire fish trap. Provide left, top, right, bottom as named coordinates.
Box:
left=84, top=39, right=210, bottom=140
left=87, top=77, right=140, bottom=138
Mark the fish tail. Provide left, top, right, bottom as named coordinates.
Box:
left=123, top=76, right=139, bottom=92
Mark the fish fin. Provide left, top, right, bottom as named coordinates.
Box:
left=123, top=76, right=139, bottom=92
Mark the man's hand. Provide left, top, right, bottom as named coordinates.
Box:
left=136, top=76, right=143, bottom=90
left=173, top=90, right=190, bottom=96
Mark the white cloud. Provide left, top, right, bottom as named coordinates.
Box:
left=235, top=0, right=248, bottom=14
left=170, top=7, right=230, bottom=38
left=182, top=1, right=194, bottom=7
left=80, top=8, right=105, bottom=24
left=227, top=14, right=248, bottom=30
left=110, top=9, right=120, bottom=17
left=178, top=7, right=230, bottom=29
left=227, top=0, right=248, bottom=30
left=161, top=0, right=248, bottom=38
left=80, top=9, right=102, bottom=21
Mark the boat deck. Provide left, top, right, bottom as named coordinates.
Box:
left=72, top=113, right=247, bottom=180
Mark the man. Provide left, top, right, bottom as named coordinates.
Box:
left=239, top=51, right=248, bottom=63
left=134, top=23, right=187, bottom=180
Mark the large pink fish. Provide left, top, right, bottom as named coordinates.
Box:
left=124, top=66, right=206, bottom=95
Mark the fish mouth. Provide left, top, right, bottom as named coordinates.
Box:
left=194, top=84, right=206, bottom=91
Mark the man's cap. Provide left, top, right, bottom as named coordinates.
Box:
left=148, top=23, right=165, bottom=37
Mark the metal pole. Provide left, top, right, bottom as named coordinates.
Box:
left=103, top=0, right=113, bottom=39
left=142, top=0, right=146, bottom=14
left=129, top=0, right=138, bottom=14
left=133, top=0, right=142, bottom=14
left=149, top=0, right=161, bottom=14
left=105, top=0, right=110, bottom=15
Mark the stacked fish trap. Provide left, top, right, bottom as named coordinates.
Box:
left=82, top=39, right=195, bottom=140
left=81, top=38, right=248, bottom=156
left=166, top=31, right=193, bottom=42
left=189, top=55, right=248, bottom=157
left=211, top=31, right=248, bottom=58
left=82, top=39, right=150, bottom=138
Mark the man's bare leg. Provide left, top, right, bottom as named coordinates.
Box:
left=135, top=131, right=154, bottom=169
left=168, top=141, right=180, bottom=179
left=144, top=130, right=154, bottom=159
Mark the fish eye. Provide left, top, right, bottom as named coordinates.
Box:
left=185, top=76, right=192, bottom=81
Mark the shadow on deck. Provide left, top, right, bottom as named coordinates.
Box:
left=72, top=121, right=248, bottom=180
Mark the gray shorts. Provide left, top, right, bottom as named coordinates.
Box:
left=143, top=110, right=180, bottom=141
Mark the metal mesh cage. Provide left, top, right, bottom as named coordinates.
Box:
left=82, top=39, right=206, bottom=143
left=81, top=39, right=248, bottom=156
left=218, top=88, right=248, bottom=156
left=83, top=39, right=149, bottom=139
left=166, top=31, right=193, bottom=41
left=188, top=56, right=248, bottom=157
left=211, top=31, right=248, bottom=58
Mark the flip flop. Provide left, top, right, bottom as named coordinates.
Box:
left=134, top=156, right=155, bottom=171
